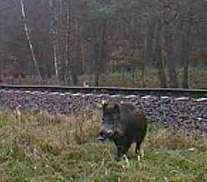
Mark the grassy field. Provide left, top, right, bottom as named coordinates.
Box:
left=0, top=111, right=207, bottom=182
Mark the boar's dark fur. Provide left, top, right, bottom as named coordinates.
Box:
left=98, top=102, right=148, bottom=159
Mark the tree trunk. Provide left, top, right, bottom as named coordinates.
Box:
left=183, top=54, right=189, bottom=88
left=65, top=0, right=73, bottom=85
left=94, top=40, right=100, bottom=87
left=58, top=0, right=67, bottom=83
left=49, top=0, right=59, bottom=80
left=182, top=24, right=191, bottom=88
left=94, top=20, right=107, bottom=87
left=164, top=28, right=178, bottom=88
left=19, top=0, right=42, bottom=82
left=140, top=62, right=145, bottom=87
left=53, top=44, right=59, bottom=78
left=144, top=18, right=156, bottom=64
left=80, top=41, right=85, bottom=74
left=155, top=25, right=167, bottom=88
left=168, top=61, right=178, bottom=88
left=143, top=25, right=153, bottom=88
left=72, top=19, right=81, bottom=86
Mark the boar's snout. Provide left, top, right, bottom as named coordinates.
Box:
left=97, top=129, right=113, bottom=141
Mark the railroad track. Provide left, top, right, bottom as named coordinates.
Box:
left=0, top=84, right=207, bottom=137
left=0, top=84, right=207, bottom=98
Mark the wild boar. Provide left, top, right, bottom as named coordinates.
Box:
left=98, top=101, right=147, bottom=159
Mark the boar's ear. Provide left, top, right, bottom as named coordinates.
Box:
left=114, top=103, right=120, bottom=113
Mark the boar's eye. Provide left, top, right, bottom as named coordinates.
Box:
left=102, top=117, right=106, bottom=122
left=102, top=114, right=114, bottom=124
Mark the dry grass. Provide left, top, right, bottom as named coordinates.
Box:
left=0, top=111, right=206, bottom=182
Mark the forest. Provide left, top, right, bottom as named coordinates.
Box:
left=0, top=0, right=206, bottom=88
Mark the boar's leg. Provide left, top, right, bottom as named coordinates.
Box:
left=116, top=139, right=132, bottom=158
left=113, top=135, right=132, bottom=159
left=135, top=140, right=141, bottom=154
left=135, top=137, right=145, bottom=157
left=116, top=144, right=131, bottom=159
left=135, top=126, right=147, bottom=155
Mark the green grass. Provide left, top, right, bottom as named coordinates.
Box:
left=0, top=111, right=206, bottom=182
left=79, top=66, right=207, bottom=88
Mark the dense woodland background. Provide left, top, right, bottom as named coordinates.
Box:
left=0, top=0, right=206, bottom=88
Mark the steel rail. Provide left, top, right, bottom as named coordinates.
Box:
left=0, top=84, right=207, bottom=98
